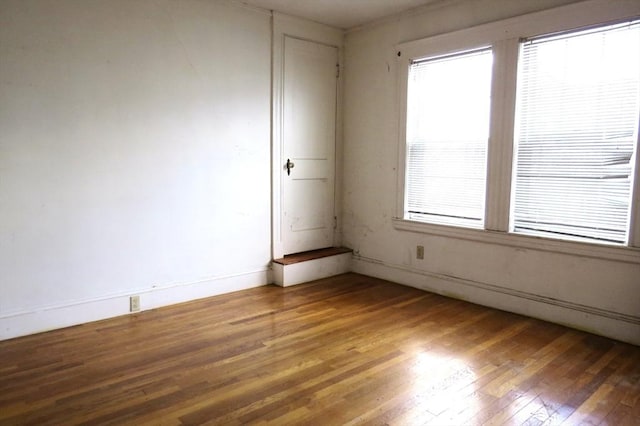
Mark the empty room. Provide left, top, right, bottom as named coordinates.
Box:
left=1, top=0, right=639, bottom=424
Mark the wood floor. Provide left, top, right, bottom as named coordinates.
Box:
left=1, top=273, right=639, bottom=425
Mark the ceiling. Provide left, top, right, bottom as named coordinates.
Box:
left=240, top=0, right=445, bottom=30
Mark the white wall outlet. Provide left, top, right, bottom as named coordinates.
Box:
left=416, top=245, right=424, bottom=260
left=130, top=295, right=140, bottom=312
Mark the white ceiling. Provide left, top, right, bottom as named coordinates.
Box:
left=240, top=0, right=444, bottom=30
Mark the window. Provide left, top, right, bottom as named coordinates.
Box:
left=512, top=21, right=640, bottom=244
left=396, top=2, right=640, bottom=252
left=405, top=48, right=493, bottom=228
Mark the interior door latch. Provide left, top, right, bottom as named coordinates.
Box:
left=286, top=158, right=295, bottom=176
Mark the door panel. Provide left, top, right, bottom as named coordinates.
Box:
left=282, top=37, right=337, bottom=254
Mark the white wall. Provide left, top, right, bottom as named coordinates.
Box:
left=343, top=0, right=640, bottom=345
left=0, top=0, right=272, bottom=339
left=3, top=0, right=638, bottom=345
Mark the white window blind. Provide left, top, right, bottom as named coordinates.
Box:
left=405, top=48, right=493, bottom=227
left=512, top=20, right=640, bottom=244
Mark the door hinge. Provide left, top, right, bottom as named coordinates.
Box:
left=336, top=63, right=340, bottom=79
left=334, top=216, right=338, bottom=229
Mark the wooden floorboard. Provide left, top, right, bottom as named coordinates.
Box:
left=1, top=273, right=638, bottom=425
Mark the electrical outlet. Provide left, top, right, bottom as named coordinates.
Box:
left=130, top=295, right=140, bottom=312
left=416, top=245, right=424, bottom=260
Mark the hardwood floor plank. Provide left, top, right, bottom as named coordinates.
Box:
left=1, top=273, right=638, bottom=425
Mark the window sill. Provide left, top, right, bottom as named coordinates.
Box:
left=392, top=218, right=640, bottom=264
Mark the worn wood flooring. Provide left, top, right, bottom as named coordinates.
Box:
left=1, top=273, right=639, bottom=425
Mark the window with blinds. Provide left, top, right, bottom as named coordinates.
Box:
left=511, top=20, right=640, bottom=244
left=405, top=48, right=493, bottom=228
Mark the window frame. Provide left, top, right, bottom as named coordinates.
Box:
left=394, top=0, right=640, bottom=261
left=404, top=46, right=494, bottom=229
left=510, top=21, right=640, bottom=245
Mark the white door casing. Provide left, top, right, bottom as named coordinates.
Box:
left=281, top=36, right=338, bottom=255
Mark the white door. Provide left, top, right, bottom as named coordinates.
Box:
left=282, top=36, right=338, bottom=255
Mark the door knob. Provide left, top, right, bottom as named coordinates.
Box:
left=286, top=158, right=295, bottom=176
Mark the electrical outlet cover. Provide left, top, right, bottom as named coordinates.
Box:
left=130, top=295, right=140, bottom=312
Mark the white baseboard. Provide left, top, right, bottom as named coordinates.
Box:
left=352, top=255, right=640, bottom=346
left=0, top=268, right=270, bottom=341
left=273, top=252, right=351, bottom=287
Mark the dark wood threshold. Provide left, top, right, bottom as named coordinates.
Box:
left=273, top=247, right=352, bottom=265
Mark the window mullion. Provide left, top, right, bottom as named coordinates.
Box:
left=485, top=38, right=520, bottom=232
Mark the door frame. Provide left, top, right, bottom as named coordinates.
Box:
left=271, top=13, right=344, bottom=259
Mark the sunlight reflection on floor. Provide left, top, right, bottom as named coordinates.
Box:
left=406, top=352, right=480, bottom=424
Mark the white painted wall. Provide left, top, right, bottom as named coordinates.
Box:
left=343, top=0, right=640, bottom=344
left=2, top=0, right=637, bottom=345
left=0, top=0, right=272, bottom=339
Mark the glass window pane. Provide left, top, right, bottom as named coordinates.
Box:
left=406, top=48, right=493, bottom=227
left=512, top=20, right=640, bottom=244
